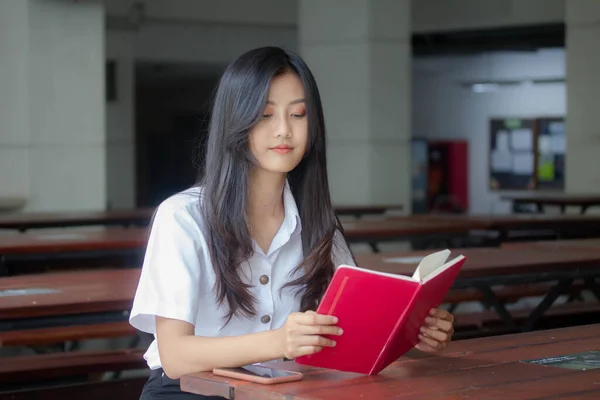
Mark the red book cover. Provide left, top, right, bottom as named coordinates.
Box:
left=295, top=249, right=465, bottom=375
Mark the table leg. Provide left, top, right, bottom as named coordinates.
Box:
left=584, top=277, right=600, bottom=301
left=368, top=242, right=380, bottom=252
left=522, top=278, right=574, bottom=332
left=478, top=285, right=515, bottom=328
left=0, top=255, right=7, bottom=277
left=581, top=205, right=590, bottom=214
left=536, top=203, right=544, bottom=213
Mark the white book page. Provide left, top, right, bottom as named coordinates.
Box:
left=411, top=249, right=451, bottom=281
left=337, top=265, right=417, bottom=282
left=383, top=256, right=425, bottom=264
left=421, top=255, right=466, bottom=283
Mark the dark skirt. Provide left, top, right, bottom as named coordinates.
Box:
left=139, top=368, right=226, bottom=399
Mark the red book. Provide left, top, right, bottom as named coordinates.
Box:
left=295, top=249, right=465, bottom=375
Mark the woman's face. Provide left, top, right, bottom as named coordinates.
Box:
left=248, top=71, right=308, bottom=175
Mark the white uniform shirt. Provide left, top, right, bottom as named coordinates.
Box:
left=129, top=181, right=355, bottom=369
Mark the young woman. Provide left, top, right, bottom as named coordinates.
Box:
left=130, top=46, right=455, bottom=399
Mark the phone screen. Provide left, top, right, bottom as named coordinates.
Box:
left=225, top=365, right=298, bottom=378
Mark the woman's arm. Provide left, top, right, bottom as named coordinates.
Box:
left=157, top=311, right=341, bottom=379
left=156, top=317, right=281, bottom=378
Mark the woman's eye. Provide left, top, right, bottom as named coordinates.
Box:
left=262, top=114, right=273, bottom=119
left=292, top=113, right=306, bottom=118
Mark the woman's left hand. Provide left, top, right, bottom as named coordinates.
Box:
left=415, top=308, right=454, bottom=353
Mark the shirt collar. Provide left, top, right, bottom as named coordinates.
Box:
left=263, top=180, right=301, bottom=256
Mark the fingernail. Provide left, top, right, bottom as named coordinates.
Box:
left=420, top=326, right=426, bottom=333
left=338, top=328, right=344, bottom=335
left=332, top=317, right=339, bottom=323
left=418, top=334, right=425, bottom=340
left=332, top=340, right=337, bottom=346
left=426, top=317, right=434, bottom=324
left=430, top=309, right=436, bottom=315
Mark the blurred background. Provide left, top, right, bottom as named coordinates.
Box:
left=2, top=0, right=592, bottom=216
left=2, top=1, right=600, bottom=398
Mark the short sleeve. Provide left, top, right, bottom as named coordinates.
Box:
left=332, top=229, right=356, bottom=268
left=129, top=201, right=205, bottom=335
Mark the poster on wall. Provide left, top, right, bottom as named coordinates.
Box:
left=489, top=118, right=536, bottom=190
left=537, top=117, right=565, bottom=190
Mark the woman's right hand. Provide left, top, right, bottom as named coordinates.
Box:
left=276, top=310, right=343, bottom=359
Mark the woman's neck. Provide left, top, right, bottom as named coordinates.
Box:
left=247, top=170, right=287, bottom=221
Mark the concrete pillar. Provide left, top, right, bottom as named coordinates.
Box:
left=0, top=0, right=106, bottom=211
left=298, top=0, right=411, bottom=210
left=566, top=1, right=600, bottom=192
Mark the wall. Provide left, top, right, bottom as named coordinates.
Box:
left=131, top=22, right=297, bottom=65
left=106, top=31, right=135, bottom=209
left=0, top=0, right=106, bottom=212
left=0, top=0, right=30, bottom=204
left=104, top=0, right=298, bottom=207
left=412, top=49, right=566, bottom=214
left=415, top=0, right=564, bottom=33
left=106, top=0, right=566, bottom=34
left=105, top=0, right=297, bottom=64
left=101, top=0, right=569, bottom=210
left=103, top=0, right=297, bottom=26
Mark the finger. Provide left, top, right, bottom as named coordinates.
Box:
left=425, top=316, right=453, bottom=333
left=296, top=324, right=343, bottom=336
left=418, top=334, right=446, bottom=351
left=415, top=341, right=439, bottom=353
left=293, top=345, right=323, bottom=358
left=296, top=312, right=339, bottom=326
left=420, top=326, right=450, bottom=343
left=430, top=308, right=454, bottom=322
left=296, top=335, right=337, bottom=348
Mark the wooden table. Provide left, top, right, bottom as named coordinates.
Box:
left=0, top=268, right=140, bottom=331
left=0, top=219, right=484, bottom=273
left=181, top=324, right=600, bottom=399
left=0, top=205, right=403, bottom=231
left=333, top=204, right=403, bottom=218
left=501, top=193, right=600, bottom=214
left=0, top=228, right=148, bottom=276
left=502, top=238, right=600, bottom=251
left=0, top=209, right=155, bottom=232
left=401, top=213, right=600, bottom=243
left=342, top=218, right=489, bottom=251
left=354, top=247, right=600, bottom=332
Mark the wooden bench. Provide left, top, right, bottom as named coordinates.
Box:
left=0, top=377, right=147, bottom=400
left=0, top=321, right=138, bottom=347
left=0, top=348, right=146, bottom=385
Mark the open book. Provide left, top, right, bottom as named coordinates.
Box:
left=294, top=249, right=465, bottom=375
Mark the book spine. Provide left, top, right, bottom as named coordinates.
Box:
left=369, top=284, right=422, bottom=375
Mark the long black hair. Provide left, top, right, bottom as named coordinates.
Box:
left=198, top=46, right=348, bottom=323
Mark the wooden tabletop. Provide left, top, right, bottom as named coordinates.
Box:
left=0, top=268, right=140, bottom=321
left=0, top=209, right=155, bottom=231
left=392, top=213, right=600, bottom=230
left=0, top=227, right=149, bottom=255
left=342, top=218, right=489, bottom=240
left=502, top=238, right=600, bottom=251
left=334, top=204, right=403, bottom=216
left=180, top=324, right=600, bottom=399
left=0, top=219, right=482, bottom=257
left=0, top=205, right=403, bottom=230
left=501, top=193, right=600, bottom=205
left=4, top=247, right=597, bottom=321
left=353, top=247, right=600, bottom=280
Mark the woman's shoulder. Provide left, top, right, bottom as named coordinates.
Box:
left=152, top=186, right=206, bottom=233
